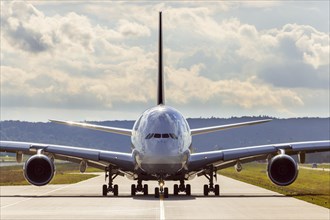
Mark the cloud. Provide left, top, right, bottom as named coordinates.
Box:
left=1, top=1, right=329, bottom=119
left=166, top=64, right=304, bottom=113
left=173, top=18, right=329, bottom=90
left=117, top=19, right=151, bottom=37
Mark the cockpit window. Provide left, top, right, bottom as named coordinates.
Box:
left=145, top=133, right=178, bottom=139
left=162, top=133, right=170, bottom=138
left=145, top=133, right=154, bottom=139
left=154, top=133, right=161, bottom=138
left=169, top=133, right=178, bottom=139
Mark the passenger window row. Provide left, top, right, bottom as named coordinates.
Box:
left=145, top=133, right=178, bottom=139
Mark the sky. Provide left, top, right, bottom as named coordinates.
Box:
left=1, top=1, right=329, bottom=122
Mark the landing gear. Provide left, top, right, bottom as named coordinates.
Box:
left=102, top=165, right=119, bottom=196
left=173, top=179, right=191, bottom=196
left=131, top=180, right=149, bottom=196
left=155, top=187, right=160, bottom=198
left=154, top=179, right=169, bottom=198
left=203, top=166, right=220, bottom=196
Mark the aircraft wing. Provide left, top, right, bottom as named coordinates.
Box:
left=188, top=140, right=330, bottom=171
left=0, top=141, right=134, bottom=172
left=190, top=119, right=272, bottom=136
left=49, top=120, right=132, bottom=136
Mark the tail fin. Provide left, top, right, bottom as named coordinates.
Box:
left=157, top=11, right=165, bottom=105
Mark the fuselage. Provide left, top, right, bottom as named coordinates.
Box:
left=131, top=105, right=191, bottom=176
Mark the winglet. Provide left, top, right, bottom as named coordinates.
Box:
left=157, top=11, right=165, bottom=105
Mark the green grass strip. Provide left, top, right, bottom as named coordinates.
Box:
left=0, top=163, right=99, bottom=186
left=219, top=163, right=330, bottom=209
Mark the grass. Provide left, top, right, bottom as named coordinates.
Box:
left=0, top=162, right=101, bottom=186
left=0, top=156, right=16, bottom=162
left=219, top=162, right=330, bottom=209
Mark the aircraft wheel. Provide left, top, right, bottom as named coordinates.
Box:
left=164, top=187, right=169, bottom=198
left=186, top=184, right=191, bottom=196
left=155, top=187, right=160, bottom=198
left=102, top=184, right=107, bottom=196
left=143, top=184, right=148, bottom=195
left=131, top=184, right=136, bottom=196
left=203, top=184, right=209, bottom=196
left=113, top=184, right=119, bottom=196
left=173, top=184, right=179, bottom=195
left=214, top=184, right=220, bottom=196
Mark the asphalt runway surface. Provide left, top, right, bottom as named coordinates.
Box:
left=1, top=174, right=329, bottom=220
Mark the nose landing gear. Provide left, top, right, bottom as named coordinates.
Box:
left=155, top=179, right=169, bottom=198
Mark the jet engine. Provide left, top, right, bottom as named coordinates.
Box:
left=24, top=154, right=55, bottom=186
left=267, top=154, right=298, bottom=186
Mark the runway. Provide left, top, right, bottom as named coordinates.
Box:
left=1, top=174, right=329, bottom=220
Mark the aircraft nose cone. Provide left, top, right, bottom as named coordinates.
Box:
left=145, top=140, right=179, bottom=157
left=140, top=140, right=184, bottom=174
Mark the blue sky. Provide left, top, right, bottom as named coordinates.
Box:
left=1, top=1, right=329, bottom=121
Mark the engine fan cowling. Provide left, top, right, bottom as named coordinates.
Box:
left=267, top=154, right=298, bottom=186
left=24, top=154, right=55, bottom=186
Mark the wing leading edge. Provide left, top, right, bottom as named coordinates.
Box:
left=188, top=140, right=330, bottom=171
left=49, top=120, right=132, bottom=136
left=0, top=141, right=134, bottom=171
left=190, top=119, right=272, bottom=136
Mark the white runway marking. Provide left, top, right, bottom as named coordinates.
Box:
left=159, top=195, right=165, bottom=220
left=1, top=184, right=72, bottom=209
left=1, top=175, right=329, bottom=220
left=1, top=175, right=100, bottom=209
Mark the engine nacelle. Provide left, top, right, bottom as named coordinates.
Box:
left=24, top=154, right=55, bottom=186
left=267, top=154, right=298, bottom=186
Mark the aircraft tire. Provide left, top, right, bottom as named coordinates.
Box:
left=155, top=187, right=160, bottom=198
left=186, top=184, right=191, bottom=196
left=143, top=184, right=148, bottom=195
left=131, top=184, right=136, bottom=196
left=164, top=187, right=169, bottom=198
left=102, top=184, right=107, bottom=196
left=214, top=184, right=220, bottom=196
left=173, top=184, right=179, bottom=195
left=113, top=184, right=119, bottom=196
left=203, top=184, right=208, bottom=196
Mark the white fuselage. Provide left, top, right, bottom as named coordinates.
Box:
left=131, top=105, right=191, bottom=175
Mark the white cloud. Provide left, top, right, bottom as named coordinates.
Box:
left=117, top=19, right=151, bottom=37
left=1, top=1, right=329, bottom=120
left=166, top=64, right=303, bottom=114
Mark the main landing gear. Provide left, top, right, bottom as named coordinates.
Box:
left=131, top=179, right=148, bottom=196
left=173, top=179, right=191, bottom=196
left=154, top=179, right=169, bottom=198
left=102, top=165, right=119, bottom=196
left=203, top=166, right=220, bottom=196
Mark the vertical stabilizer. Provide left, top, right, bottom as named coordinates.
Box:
left=157, top=11, right=165, bottom=105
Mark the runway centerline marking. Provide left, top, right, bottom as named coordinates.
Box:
left=159, top=194, right=165, bottom=220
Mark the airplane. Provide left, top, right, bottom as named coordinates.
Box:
left=1, top=12, right=329, bottom=198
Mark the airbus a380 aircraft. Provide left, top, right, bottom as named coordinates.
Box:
left=1, top=12, right=329, bottom=198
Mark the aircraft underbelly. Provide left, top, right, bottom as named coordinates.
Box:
left=141, top=162, right=183, bottom=175
left=136, top=153, right=187, bottom=174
